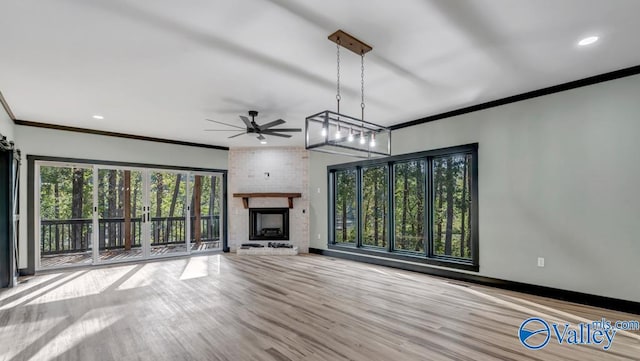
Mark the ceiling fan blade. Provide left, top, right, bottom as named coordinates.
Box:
left=263, top=132, right=292, bottom=138
left=228, top=132, right=247, bottom=139
left=259, top=119, right=285, bottom=130
left=262, top=128, right=302, bottom=132
left=204, top=129, right=246, bottom=131
left=256, top=134, right=266, bottom=140
left=206, top=119, right=244, bottom=129
left=239, top=115, right=253, bottom=128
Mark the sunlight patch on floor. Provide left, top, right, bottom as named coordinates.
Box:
left=29, top=311, right=123, bottom=361
left=27, top=266, right=142, bottom=305
left=180, top=256, right=210, bottom=280
left=116, top=263, right=154, bottom=291
left=0, top=273, right=64, bottom=303
left=1, top=272, right=83, bottom=310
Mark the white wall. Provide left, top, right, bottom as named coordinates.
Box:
left=309, top=74, right=640, bottom=303
left=228, top=147, right=309, bottom=252
left=308, top=152, right=357, bottom=250
left=0, top=104, right=13, bottom=141
left=15, top=125, right=228, bottom=268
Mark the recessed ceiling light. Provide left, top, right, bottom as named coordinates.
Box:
left=578, top=36, right=599, bottom=46
left=92, top=115, right=104, bottom=120
left=260, top=140, right=267, bottom=145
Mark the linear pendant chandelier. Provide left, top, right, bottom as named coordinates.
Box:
left=305, top=30, right=391, bottom=158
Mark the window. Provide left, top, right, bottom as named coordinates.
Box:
left=328, top=144, right=478, bottom=271
left=334, top=169, right=357, bottom=244
left=394, top=160, right=425, bottom=253
left=433, top=154, right=472, bottom=259
left=362, top=165, right=388, bottom=248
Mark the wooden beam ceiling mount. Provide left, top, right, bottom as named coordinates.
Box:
left=328, top=30, right=372, bottom=55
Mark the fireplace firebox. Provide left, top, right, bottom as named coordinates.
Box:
left=249, top=208, right=289, bottom=241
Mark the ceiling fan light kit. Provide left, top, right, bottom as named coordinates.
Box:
left=305, top=30, right=391, bottom=158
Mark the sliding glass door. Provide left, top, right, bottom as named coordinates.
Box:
left=38, top=163, right=94, bottom=268
left=149, top=170, right=188, bottom=257
left=189, top=173, right=223, bottom=252
left=97, top=168, right=144, bottom=262
left=36, top=161, right=225, bottom=270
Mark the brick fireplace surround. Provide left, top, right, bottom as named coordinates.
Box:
left=228, top=147, right=309, bottom=253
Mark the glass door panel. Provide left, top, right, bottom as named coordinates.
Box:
left=189, top=174, right=222, bottom=252
left=97, top=169, right=144, bottom=262
left=149, top=171, right=188, bottom=256
left=38, top=164, right=94, bottom=269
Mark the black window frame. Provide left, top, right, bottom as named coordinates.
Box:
left=328, top=143, right=479, bottom=272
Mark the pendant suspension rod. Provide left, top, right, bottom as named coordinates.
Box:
left=361, top=51, right=365, bottom=122
left=336, top=38, right=341, bottom=115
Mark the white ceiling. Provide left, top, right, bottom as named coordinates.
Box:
left=1, top=0, right=639, bottom=148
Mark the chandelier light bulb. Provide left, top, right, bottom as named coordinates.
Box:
left=359, top=130, right=366, bottom=145
left=370, top=133, right=376, bottom=147
left=321, top=127, right=327, bottom=137
left=335, top=125, right=342, bottom=140
left=347, top=129, right=354, bottom=142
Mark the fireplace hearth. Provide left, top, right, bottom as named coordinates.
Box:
left=249, top=208, right=289, bottom=241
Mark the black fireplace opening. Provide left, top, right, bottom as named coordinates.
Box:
left=249, top=208, right=290, bottom=241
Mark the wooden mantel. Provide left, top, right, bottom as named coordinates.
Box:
left=233, top=192, right=302, bottom=209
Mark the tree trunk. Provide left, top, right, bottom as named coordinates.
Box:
left=194, top=176, right=202, bottom=245
left=436, top=166, right=444, bottom=248
left=341, top=195, right=347, bottom=242
left=124, top=170, right=132, bottom=250
left=72, top=168, right=84, bottom=250
left=167, top=174, right=182, bottom=243
left=415, top=163, right=423, bottom=251
left=210, top=176, right=217, bottom=238
left=459, top=158, right=468, bottom=258
left=54, top=182, right=60, bottom=251
left=401, top=167, right=409, bottom=245
left=363, top=197, right=370, bottom=243
left=117, top=172, right=124, bottom=217
left=444, top=160, right=455, bottom=256
left=132, top=176, right=138, bottom=218
left=155, top=173, right=163, bottom=217
left=108, top=170, right=117, bottom=245
left=154, top=173, right=164, bottom=244
left=373, top=177, right=379, bottom=246
left=382, top=186, right=387, bottom=248
left=466, top=160, right=472, bottom=256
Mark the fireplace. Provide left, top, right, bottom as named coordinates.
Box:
left=249, top=208, right=289, bottom=241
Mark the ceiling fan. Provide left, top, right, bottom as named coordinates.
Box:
left=205, top=110, right=301, bottom=141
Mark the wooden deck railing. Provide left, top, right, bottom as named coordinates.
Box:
left=41, top=216, right=220, bottom=254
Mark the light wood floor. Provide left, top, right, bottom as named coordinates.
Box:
left=1, top=254, right=638, bottom=361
